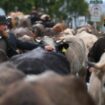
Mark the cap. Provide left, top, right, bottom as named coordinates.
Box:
left=0, top=15, right=7, bottom=25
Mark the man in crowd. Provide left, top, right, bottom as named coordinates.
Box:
left=0, top=15, right=54, bottom=58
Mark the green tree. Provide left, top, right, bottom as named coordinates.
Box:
left=0, top=0, right=34, bottom=14
left=65, top=0, right=89, bottom=27
left=37, top=0, right=89, bottom=22
left=0, top=0, right=89, bottom=23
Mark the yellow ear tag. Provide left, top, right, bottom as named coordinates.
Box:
left=62, top=47, right=67, bottom=53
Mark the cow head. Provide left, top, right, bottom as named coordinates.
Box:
left=88, top=52, right=105, bottom=80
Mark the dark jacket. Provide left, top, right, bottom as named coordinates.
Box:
left=1, top=32, right=43, bottom=57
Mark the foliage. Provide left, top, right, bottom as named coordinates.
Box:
left=0, top=0, right=89, bottom=21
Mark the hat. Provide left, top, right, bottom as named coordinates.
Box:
left=0, top=15, right=7, bottom=25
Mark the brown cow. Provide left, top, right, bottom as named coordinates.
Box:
left=0, top=62, right=25, bottom=97
left=0, top=71, right=95, bottom=105
left=88, top=52, right=105, bottom=105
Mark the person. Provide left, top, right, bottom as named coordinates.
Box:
left=0, top=15, right=54, bottom=58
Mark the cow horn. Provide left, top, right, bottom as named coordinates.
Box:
left=87, top=61, right=95, bottom=66
left=87, top=61, right=100, bottom=69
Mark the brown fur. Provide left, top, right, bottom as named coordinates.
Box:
left=88, top=53, right=105, bottom=105
left=0, top=72, right=95, bottom=105
left=52, top=23, right=66, bottom=33
left=0, top=62, right=25, bottom=97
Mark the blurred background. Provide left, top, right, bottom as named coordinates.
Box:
left=0, top=0, right=105, bottom=31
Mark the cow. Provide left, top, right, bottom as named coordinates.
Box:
left=88, top=52, right=105, bottom=105
left=59, top=36, right=87, bottom=79
left=8, top=47, right=70, bottom=75
left=0, top=71, right=96, bottom=105
left=88, top=37, right=105, bottom=63
left=0, top=62, right=25, bottom=97
left=18, top=34, right=34, bottom=43
left=52, top=22, right=66, bottom=33
left=76, top=28, right=98, bottom=56
left=8, top=34, right=87, bottom=79
left=11, top=27, right=35, bottom=39
left=17, top=15, right=31, bottom=28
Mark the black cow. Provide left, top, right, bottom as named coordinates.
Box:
left=88, top=37, right=105, bottom=62
left=87, top=37, right=105, bottom=82
left=9, top=47, right=70, bottom=75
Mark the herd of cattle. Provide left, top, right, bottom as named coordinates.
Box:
left=0, top=11, right=105, bottom=105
